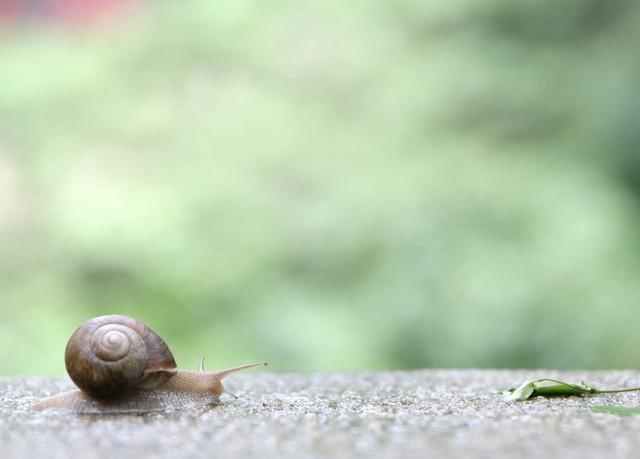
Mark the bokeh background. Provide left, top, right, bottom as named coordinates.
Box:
left=1, top=0, right=640, bottom=376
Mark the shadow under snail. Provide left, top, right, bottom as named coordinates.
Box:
left=33, top=315, right=266, bottom=414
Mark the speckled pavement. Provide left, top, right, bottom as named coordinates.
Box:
left=3, top=370, right=640, bottom=459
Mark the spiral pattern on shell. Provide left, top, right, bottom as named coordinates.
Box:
left=64, top=315, right=177, bottom=399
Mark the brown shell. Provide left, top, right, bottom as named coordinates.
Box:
left=64, top=315, right=177, bottom=399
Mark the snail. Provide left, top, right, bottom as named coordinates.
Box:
left=33, top=315, right=266, bottom=414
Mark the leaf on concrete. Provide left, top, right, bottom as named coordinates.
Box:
left=503, top=380, right=536, bottom=401
left=590, top=405, right=640, bottom=416
left=503, top=378, right=597, bottom=401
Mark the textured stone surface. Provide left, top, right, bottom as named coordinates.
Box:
left=3, top=370, right=640, bottom=458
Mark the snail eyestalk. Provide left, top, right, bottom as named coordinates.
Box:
left=210, top=362, right=268, bottom=381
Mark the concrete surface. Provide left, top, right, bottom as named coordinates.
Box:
left=3, top=370, right=640, bottom=459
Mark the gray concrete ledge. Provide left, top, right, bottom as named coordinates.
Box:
left=3, top=370, right=640, bottom=459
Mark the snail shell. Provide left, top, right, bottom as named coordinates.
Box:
left=33, top=315, right=266, bottom=414
left=64, top=315, right=177, bottom=398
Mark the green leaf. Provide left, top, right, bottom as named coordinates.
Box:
left=532, top=383, right=593, bottom=397
left=503, top=380, right=536, bottom=401
left=503, top=378, right=597, bottom=401
left=590, top=406, right=640, bottom=416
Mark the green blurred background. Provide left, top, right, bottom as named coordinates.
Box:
left=1, top=0, right=640, bottom=376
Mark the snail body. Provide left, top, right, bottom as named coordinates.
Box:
left=33, top=315, right=266, bottom=414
